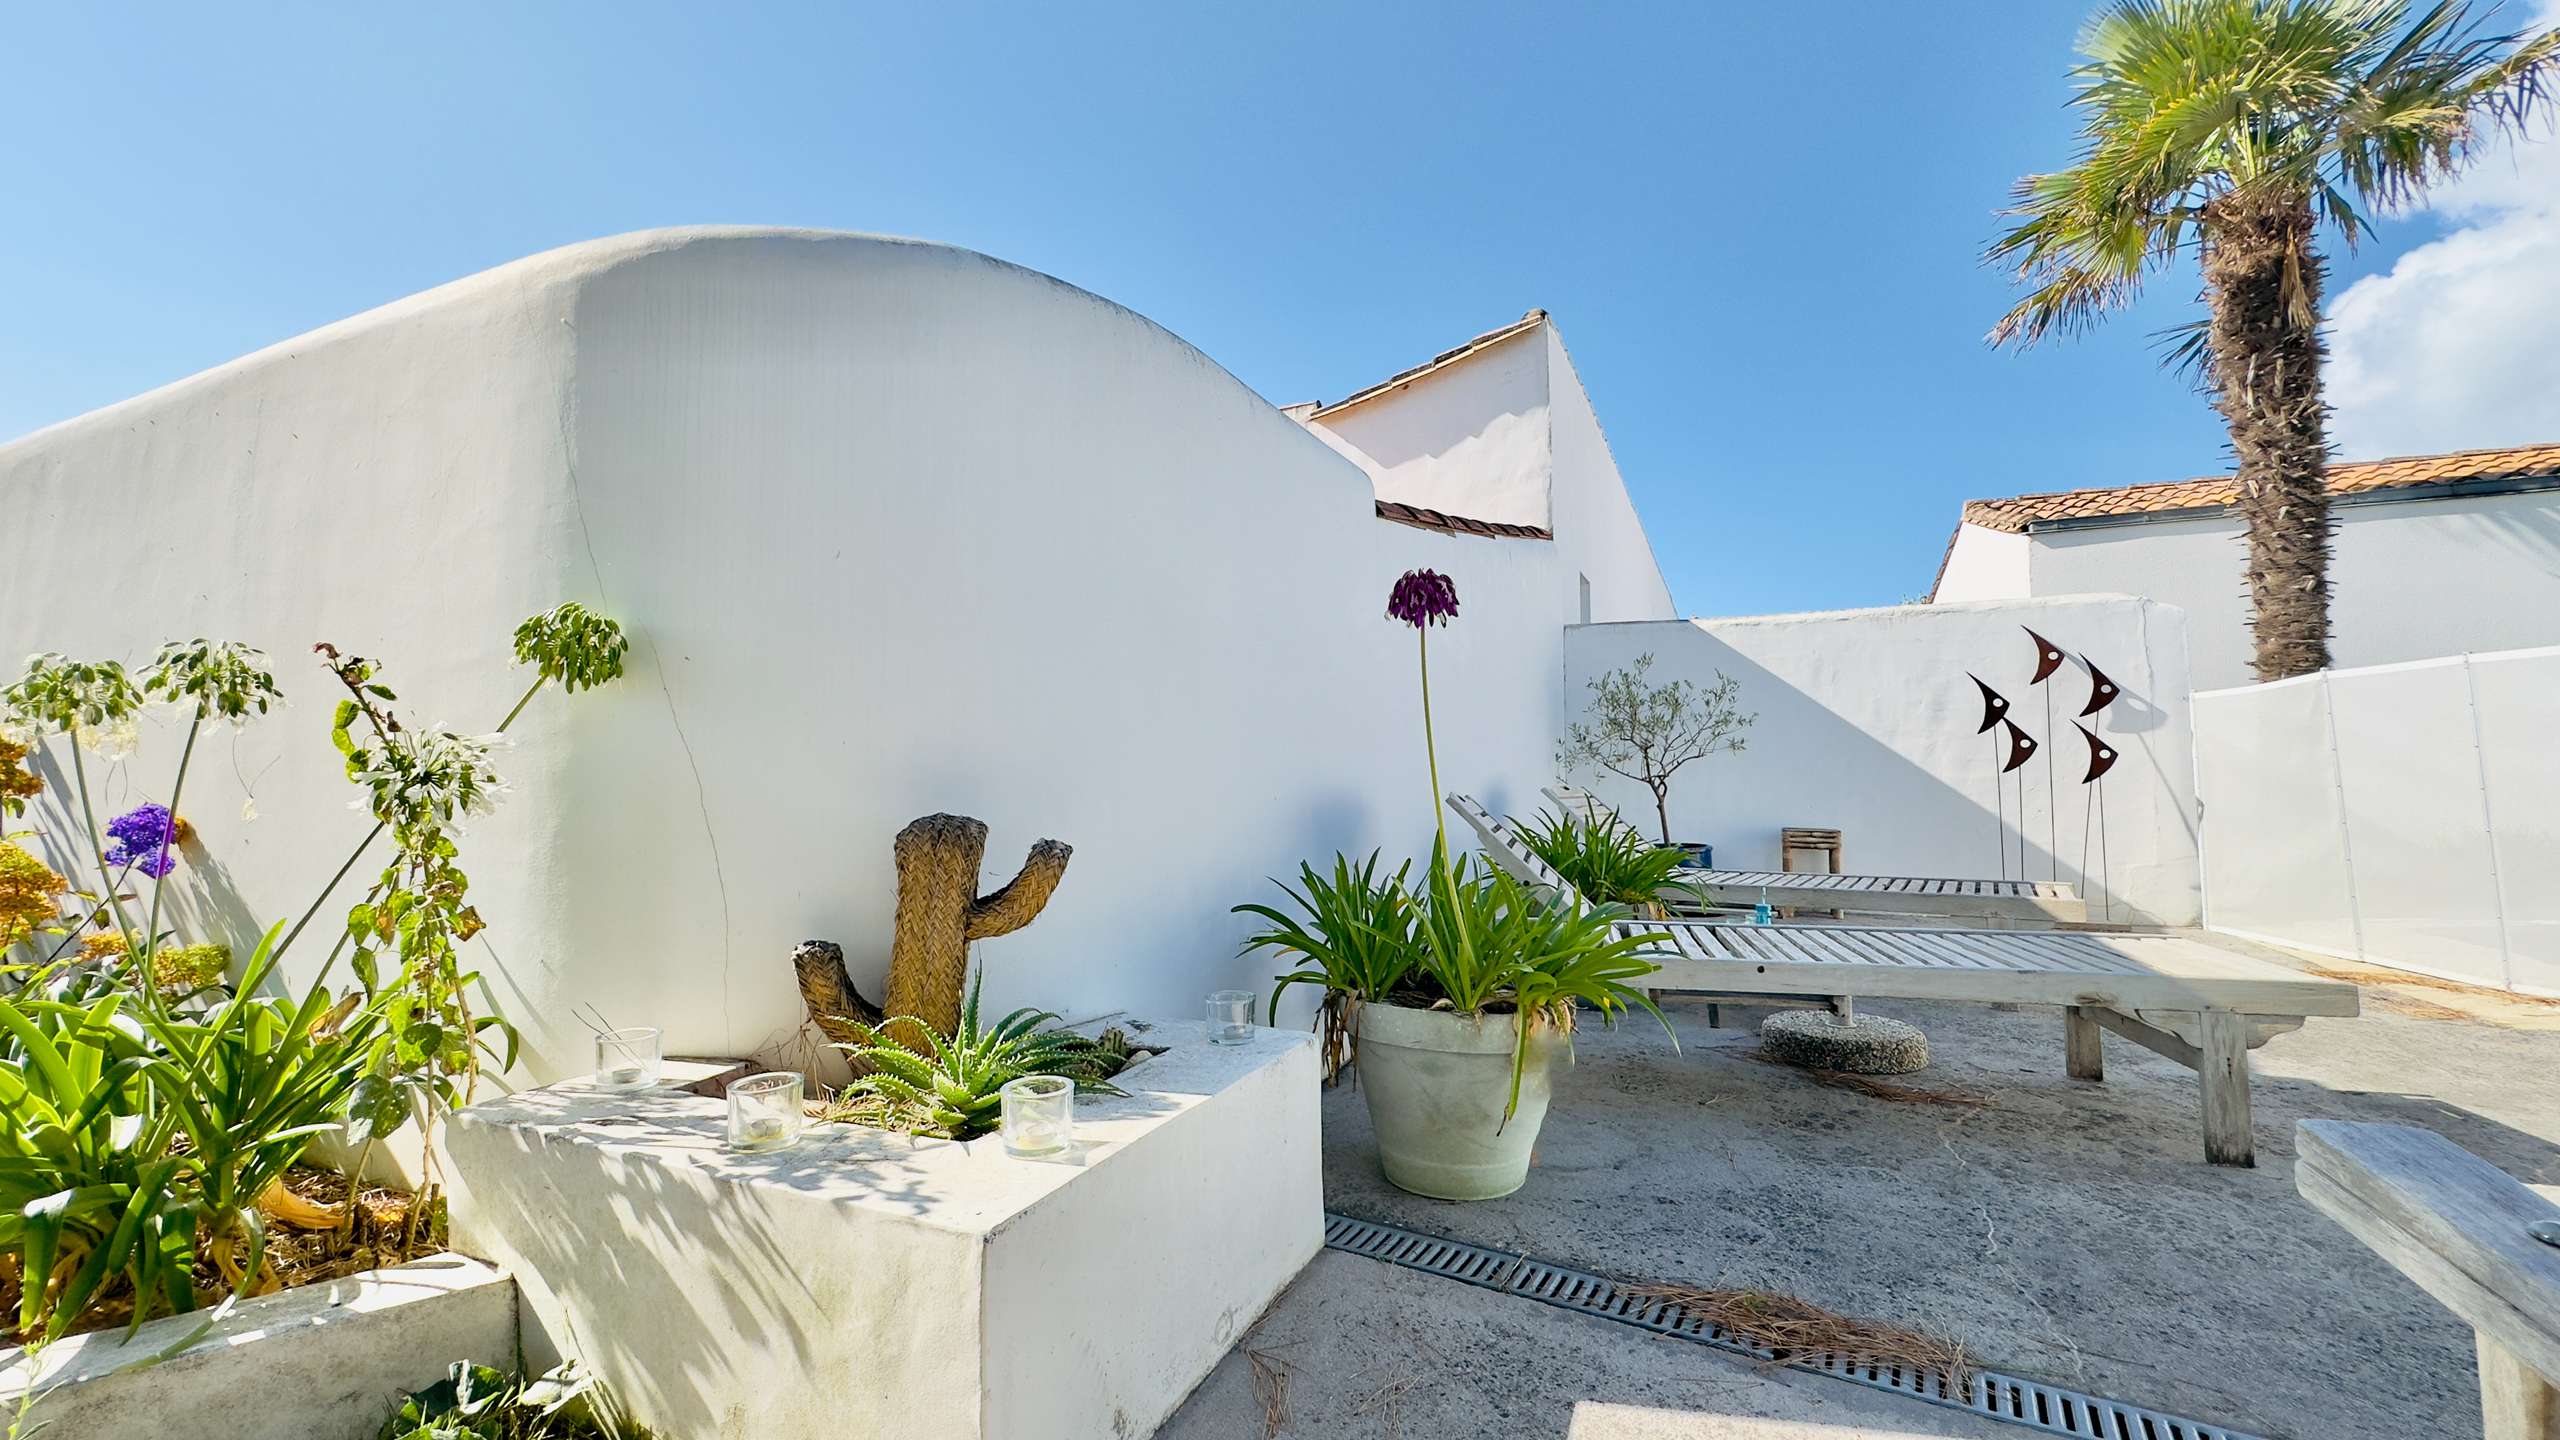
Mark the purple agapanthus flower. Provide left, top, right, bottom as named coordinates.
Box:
left=104, top=803, right=180, bottom=878
left=1386, top=569, right=1460, bottom=628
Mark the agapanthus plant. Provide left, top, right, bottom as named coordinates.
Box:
left=1387, top=568, right=1461, bottom=864
left=104, top=802, right=184, bottom=879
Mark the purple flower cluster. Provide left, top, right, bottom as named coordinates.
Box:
left=104, top=802, right=179, bottom=879
left=1386, top=569, right=1460, bottom=629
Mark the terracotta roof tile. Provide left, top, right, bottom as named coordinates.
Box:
left=1961, top=442, right=2560, bottom=534
left=1375, top=498, right=1552, bottom=541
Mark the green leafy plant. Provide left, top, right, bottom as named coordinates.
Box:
left=0, top=923, right=380, bottom=1341
left=1556, top=654, right=1753, bottom=846
left=1409, top=857, right=1674, bottom=1118
left=379, top=1358, right=607, bottom=1440
left=1989, top=0, right=2560, bottom=680
left=1513, top=809, right=1697, bottom=916
left=1236, top=850, right=1415, bottom=1078
left=830, top=976, right=1126, bottom=1141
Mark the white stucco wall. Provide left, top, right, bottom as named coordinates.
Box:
left=2021, top=489, right=2560, bottom=688
left=1301, top=324, right=1551, bottom=529
left=1564, top=596, right=2200, bottom=925
left=1541, top=327, right=1678, bottom=622
left=0, top=227, right=1664, bottom=1079
left=1930, top=523, right=2030, bottom=603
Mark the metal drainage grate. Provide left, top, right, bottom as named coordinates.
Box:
left=1323, top=1212, right=2265, bottom=1440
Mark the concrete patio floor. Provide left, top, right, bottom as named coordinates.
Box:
left=1165, top=942, right=2560, bottom=1440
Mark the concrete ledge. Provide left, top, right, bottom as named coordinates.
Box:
left=0, top=1253, right=516, bottom=1440
left=446, top=1019, right=1323, bottom=1440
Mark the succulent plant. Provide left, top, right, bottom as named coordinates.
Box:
left=829, top=975, right=1125, bottom=1141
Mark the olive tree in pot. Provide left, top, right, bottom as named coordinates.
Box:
left=1233, top=570, right=1674, bottom=1201
left=1556, top=654, right=1754, bottom=863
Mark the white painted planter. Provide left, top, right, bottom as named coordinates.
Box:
left=1354, top=1001, right=1560, bottom=1200
left=0, top=1253, right=515, bottom=1440
left=444, top=1019, right=1322, bottom=1440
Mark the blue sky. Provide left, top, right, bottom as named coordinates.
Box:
left=6, top=3, right=2554, bottom=614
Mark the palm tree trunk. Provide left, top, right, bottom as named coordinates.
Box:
left=2201, top=192, right=2333, bottom=681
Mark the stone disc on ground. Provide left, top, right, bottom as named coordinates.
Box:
left=1760, top=1010, right=1929, bottom=1074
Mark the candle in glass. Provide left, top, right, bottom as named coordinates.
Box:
left=1001, top=1074, right=1074, bottom=1157
left=727, top=1071, right=806, bottom=1153
left=593, top=1027, right=663, bottom=1091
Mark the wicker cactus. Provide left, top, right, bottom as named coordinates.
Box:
left=885, top=814, right=1071, bottom=1039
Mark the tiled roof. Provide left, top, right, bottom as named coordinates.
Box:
left=1961, top=442, right=2560, bottom=534
left=1375, top=499, right=1552, bottom=541
left=1311, top=310, right=1547, bottom=419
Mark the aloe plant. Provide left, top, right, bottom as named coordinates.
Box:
left=830, top=976, right=1126, bottom=1141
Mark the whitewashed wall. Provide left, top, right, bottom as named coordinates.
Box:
left=0, top=228, right=1672, bottom=1080
left=1942, top=489, right=2560, bottom=688
left=1929, top=523, right=2028, bottom=604
left=1302, top=324, right=1551, bottom=531
left=2195, top=646, right=2560, bottom=995
left=1563, top=596, right=2201, bottom=925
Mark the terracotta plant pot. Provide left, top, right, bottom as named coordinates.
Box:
left=1353, top=1001, right=1561, bottom=1201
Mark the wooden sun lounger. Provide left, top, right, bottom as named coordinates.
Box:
left=1454, top=794, right=2360, bottom=1166
left=1541, top=784, right=2085, bottom=925
left=1673, top=868, right=2087, bottom=925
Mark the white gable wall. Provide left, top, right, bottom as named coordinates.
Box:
left=1304, top=328, right=1551, bottom=530
left=1931, top=523, right=2030, bottom=604
left=0, top=229, right=1665, bottom=1081
left=1543, top=326, right=1676, bottom=621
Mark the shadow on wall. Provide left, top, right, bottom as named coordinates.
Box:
left=1559, top=600, right=2200, bottom=925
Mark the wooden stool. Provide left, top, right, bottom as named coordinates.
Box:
left=1779, top=827, right=1844, bottom=873
left=1780, top=827, right=1845, bottom=918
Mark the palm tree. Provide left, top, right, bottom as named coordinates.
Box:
left=1990, top=0, right=2558, bottom=680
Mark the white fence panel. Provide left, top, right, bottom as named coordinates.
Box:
left=2195, top=645, right=2560, bottom=995
left=2472, top=649, right=2560, bottom=993
left=2193, top=676, right=2359, bottom=960
left=2327, top=660, right=2505, bottom=986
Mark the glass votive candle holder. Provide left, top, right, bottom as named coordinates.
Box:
left=1207, top=990, right=1256, bottom=1045
left=593, top=1027, right=663, bottom=1091
left=727, top=1071, right=806, bottom=1153
left=1001, top=1074, right=1074, bottom=1157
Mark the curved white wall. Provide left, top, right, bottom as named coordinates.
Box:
left=0, top=228, right=1667, bottom=1078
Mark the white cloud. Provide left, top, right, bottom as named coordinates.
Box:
left=2326, top=7, right=2560, bottom=459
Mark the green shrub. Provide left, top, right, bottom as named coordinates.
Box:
left=829, top=975, right=1126, bottom=1141
left=1512, top=810, right=1696, bottom=914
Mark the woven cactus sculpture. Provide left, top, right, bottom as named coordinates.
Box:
left=885, top=813, right=1072, bottom=1040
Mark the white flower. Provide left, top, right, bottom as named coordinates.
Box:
left=73, top=715, right=140, bottom=760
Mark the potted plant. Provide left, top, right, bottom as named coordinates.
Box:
left=1513, top=808, right=1701, bottom=920
left=1556, top=653, right=1754, bottom=864
left=1234, top=570, right=1673, bottom=1201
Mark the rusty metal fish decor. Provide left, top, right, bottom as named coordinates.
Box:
left=2080, top=661, right=2120, bottom=717
left=1970, top=674, right=2011, bottom=733
left=2023, top=627, right=2066, bottom=683
left=2000, top=719, right=2038, bottom=773
left=2077, top=724, right=2119, bottom=784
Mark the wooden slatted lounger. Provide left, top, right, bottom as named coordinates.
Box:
left=1541, top=784, right=2086, bottom=925
left=1454, top=794, right=2359, bottom=1166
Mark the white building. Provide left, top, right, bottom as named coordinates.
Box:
left=1929, top=444, right=2560, bottom=688
left=0, top=228, right=1674, bottom=1075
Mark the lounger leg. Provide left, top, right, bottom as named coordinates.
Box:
left=2198, top=1010, right=2254, bottom=1167
left=1705, top=1003, right=1723, bottom=1030
left=2479, top=1334, right=2559, bottom=1440
left=2064, top=1006, right=2103, bottom=1081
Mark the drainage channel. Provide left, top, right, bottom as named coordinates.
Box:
left=1323, top=1212, right=2264, bottom=1440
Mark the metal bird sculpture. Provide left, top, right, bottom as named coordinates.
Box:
left=1970, top=674, right=2011, bottom=733
left=2024, top=627, right=2066, bottom=683
left=2000, top=719, right=2038, bottom=773
left=2077, top=724, right=2119, bottom=784
left=2080, top=661, right=2120, bottom=717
